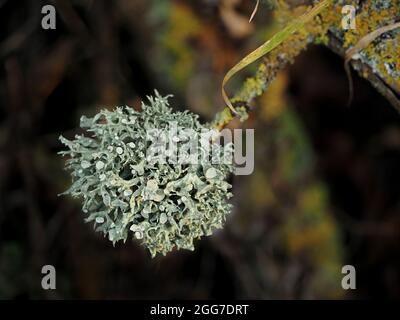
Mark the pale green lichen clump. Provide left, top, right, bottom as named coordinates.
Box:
left=59, top=92, right=233, bottom=257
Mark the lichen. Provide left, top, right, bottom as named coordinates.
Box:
left=324, top=0, right=400, bottom=92
left=59, top=92, right=234, bottom=257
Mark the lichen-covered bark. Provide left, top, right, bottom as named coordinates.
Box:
left=212, top=0, right=400, bottom=128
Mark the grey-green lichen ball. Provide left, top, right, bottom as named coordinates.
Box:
left=59, top=92, right=233, bottom=257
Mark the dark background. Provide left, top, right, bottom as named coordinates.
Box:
left=0, top=0, right=399, bottom=299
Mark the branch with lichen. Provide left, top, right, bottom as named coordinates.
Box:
left=212, top=0, right=400, bottom=129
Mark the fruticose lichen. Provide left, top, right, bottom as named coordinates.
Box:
left=59, top=92, right=234, bottom=257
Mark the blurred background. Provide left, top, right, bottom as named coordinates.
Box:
left=1, top=0, right=399, bottom=299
